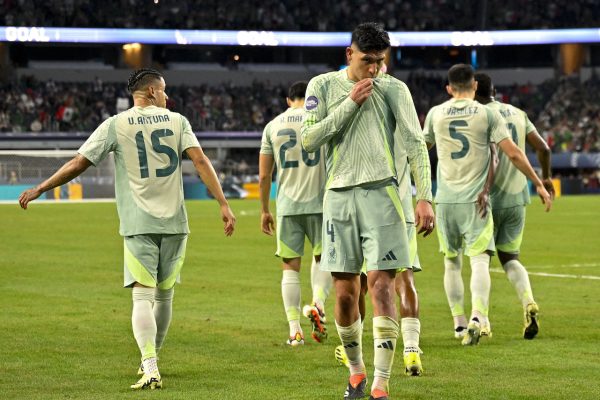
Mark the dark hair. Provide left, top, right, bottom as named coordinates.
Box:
left=351, top=22, right=390, bottom=53
left=474, top=72, right=493, bottom=99
left=127, top=68, right=163, bottom=94
left=288, top=81, right=308, bottom=101
left=448, top=64, right=474, bottom=91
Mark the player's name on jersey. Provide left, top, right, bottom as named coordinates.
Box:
left=279, top=115, right=304, bottom=123
left=128, top=114, right=171, bottom=125
left=498, top=108, right=518, bottom=118
left=442, top=106, right=480, bottom=116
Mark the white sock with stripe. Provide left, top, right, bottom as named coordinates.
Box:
left=310, top=258, right=332, bottom=311
left=401, top=317, right=420, bottom=353
left=470, top=253, right=491, bottom=321
left=282, top=269, right=302, bottom=336
left=336, top=318, right=365, bottom=376
left=132, top=286, right=158, bottom=374
left=154, top=287, right=174, bottom=354
left=503, top=259, right=535, bottom=308
left=444, top=256, right=466, bottom=328
left=372, top=316, right=399, bottom=393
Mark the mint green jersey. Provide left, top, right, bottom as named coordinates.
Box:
left=78, top=106, right=200, bottom=236
left=301, top=70, right=432, bottom=202
left=487, top=101, right=535, bottom=208
left=423, top=98, right=509, bottom=204
left=260, top=107, right=325, bottom=216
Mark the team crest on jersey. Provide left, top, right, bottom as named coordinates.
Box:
left=305, top=96, right=318, bottom=110
left=328, top=246, right=337, bottom=264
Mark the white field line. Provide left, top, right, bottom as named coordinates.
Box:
left=526, top=263, right=600, bottom=269
left=490, top=267, right=600, bottom=281
left=0, top=199, right=116, bottom=205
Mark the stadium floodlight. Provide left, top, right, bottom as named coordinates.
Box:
left=1, top=26, right=600, bottom=46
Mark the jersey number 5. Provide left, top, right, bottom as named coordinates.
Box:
left=135, top=129, right=179, bottom=178
left=277, top=129, right=320, bottom=168
left=449, top=120, right=470, bottom=160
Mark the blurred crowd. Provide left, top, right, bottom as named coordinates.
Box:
left=2, top=0, right=599, bottom=31
left=1, top=74, right=598, bottom=153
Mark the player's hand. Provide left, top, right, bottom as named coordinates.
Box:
left=349, top=79, right=373, bottom=106
left=536, top=184, right=553, bottom=212
left=18, top=187, right=42, bottom=210
left=476, top=190, right=490, bottom=218
left=261, top=211, right=276, bottom=236
left=542, top=178, right=555, bottom=200
left=220, top=204, right=236, bottom=236
left=415, top=200, right=435, bottom=237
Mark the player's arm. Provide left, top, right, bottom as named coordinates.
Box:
left=497, top=139, right=552, bottom=211
left=186, top=146, right=236, bottom=236
left=526, top=128, right=554, bottom=199
left=301, top=78, right=365, bottom=152
left=258, top=154, right=276, bottom=236
left=393, top=83, right=435, bottom=235
left=476, top=143, right=497, bottom=218
left=19, top=154, right=92, bottom=209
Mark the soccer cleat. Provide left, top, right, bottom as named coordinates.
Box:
left=461, top=319, right=481, bottom=346
left=369, top=388, right=389, bottom=400
left=303, top=303, right=328, bottom=343
left=286, top=332, right=305, bottom=347
left=403, top=351, right=423, bottom=376
left=454, top=326, right=467, bottom=339
left=130, top=372, right=162, bottom=390
left=344, top=374, right=367, bottom=399
left=524, top=303, right=540, bottom=340
left=480, top=321, right=492, bottom=338
left=335, top=345, right=350, bottom=368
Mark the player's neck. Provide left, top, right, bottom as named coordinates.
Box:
left=133, top=94, right=156, bottom=108
left=451, top=91, right=475, bottom=100
left=288, top=100, right=304, bottom=109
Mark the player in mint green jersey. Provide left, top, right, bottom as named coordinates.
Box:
left=302, top=23, right=434, bottom=400
left=424, top=64, right=552, bottom=346
left=474, top=72, right=554, bottom=339
left=18, top=69, right=236, bottom=390
left=259, top=81, right=332, bottom=346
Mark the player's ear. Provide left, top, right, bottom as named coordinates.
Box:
left=446, top=85, right=453, bottom=96
left=286, top=97, right=292, bottom=107
left=473, top=80, right=478, bottom=91
left=346, top=47, right=353, bottom=64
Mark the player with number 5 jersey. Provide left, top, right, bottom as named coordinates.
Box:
left=18, top=68, right=236, bottom=390
left=424, top=64, right=551, bottom=347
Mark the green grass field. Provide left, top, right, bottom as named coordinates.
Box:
left=2, top=196, right=600, bottom=399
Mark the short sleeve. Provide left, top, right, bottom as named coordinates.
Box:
left=488, top=109, right=510, bottom=144
left=525, top=114, right=536, bottom=134
left=422, top=108, right=436, bottom=144
left=181, top=116, right=200, bottom=151
left=260, top=122, right=274, bottom=155
left=78, top=116, right=117, bottom=166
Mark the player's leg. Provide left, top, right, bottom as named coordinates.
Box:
left=436, top=203, right=468, bottom=337
left=321, top=188, right=367, bottom=399
left=335, top=271, right=366, bottom=368
left=396, top=269, right=422, bottom=376
left=303, top=214, right=331, bottom=343
left=124, top=234, right=162, bottom=389
left=495, top=206, right=538, bottom=339
left=155, top=234, right=187, bottom=355
left=463, top=203, right=495, bottom=346
left=276, top=215, right=306, bottom=346
left=361, top=185, right=410, bottom=398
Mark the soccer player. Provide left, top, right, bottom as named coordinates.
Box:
left=424, top=64, right=552, bottom=346
left=474, top=72, right=554, bottom=339
left=18, top=68, right=236, bottom=390
left=302, top=23, right=434, bottom=400
left=259, top=81, right=332, bottom=346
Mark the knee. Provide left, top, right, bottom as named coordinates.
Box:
left=336, top=290, right=358, bottom=308
left=155, top=287, right=174, bottom=302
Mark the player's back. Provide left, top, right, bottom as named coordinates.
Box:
left=261, top=107, right=325, bottom=216
left=487, top=101, right=532, bottom=208
left=424, top=98, right=500, bottom=203
left=80, top=105, right=200, bottom=235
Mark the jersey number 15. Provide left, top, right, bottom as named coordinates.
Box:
left=135, top=129, right=179, bottom=178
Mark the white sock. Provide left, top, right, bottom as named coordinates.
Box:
left=336, top=318, right=365, bottom=376
left=372, top=316, right=399, bottom=393
left=154, top=287, right=174, bottom=354
left=444, top=256, right=465, bottom=326
left=311, top=258, right=332, bottom=311
left=132, top=287, right=157, bottom=363
left=503, top=259, right=535, bottom=308
left=401, top=317, right=420, bottom=353
left=282, top=269, right=302, bottom=336
left=470, top=253, right=491, bottom=321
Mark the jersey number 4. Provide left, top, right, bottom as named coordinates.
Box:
left=135, top=129, right=179, bottom=178
left=277, top=129, right=320, bottom=168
